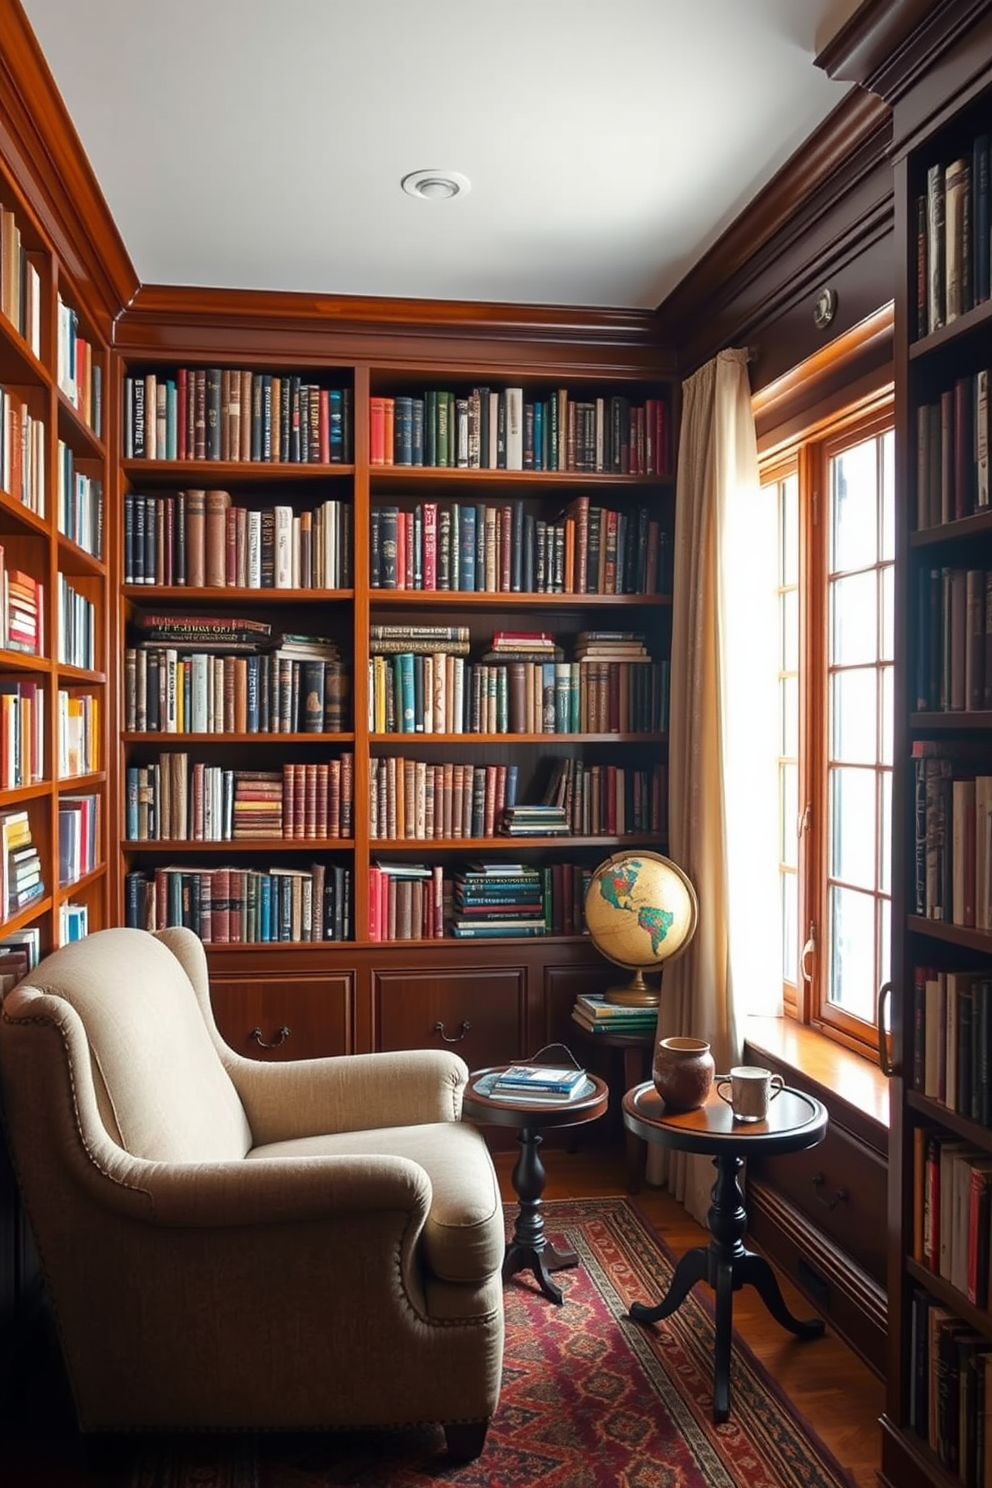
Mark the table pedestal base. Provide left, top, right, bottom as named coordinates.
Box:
left=502, top=1126, right=578, bottom=1305
left=629, top=1153, right=824, bottom=1420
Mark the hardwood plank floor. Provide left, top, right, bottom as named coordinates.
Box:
left=502, top=1143, right=883, bottom=1488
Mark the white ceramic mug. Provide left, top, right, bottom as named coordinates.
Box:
left=715, top=1065, right=784, bottom=1122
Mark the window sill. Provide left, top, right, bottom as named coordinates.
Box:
left=743, top=1015, right=889, bottom=1144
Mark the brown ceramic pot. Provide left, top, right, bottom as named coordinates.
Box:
left=652, top=1036, right=715, bottom=1112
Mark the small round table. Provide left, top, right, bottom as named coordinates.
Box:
left=622, top=1080, right=828, bottom=1422
left=463, top=1066, right=609, bottom=1305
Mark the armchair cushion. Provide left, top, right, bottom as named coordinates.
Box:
left=248, top=1120, right=505, bottom=1282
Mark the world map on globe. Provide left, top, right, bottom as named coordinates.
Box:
left=598, top=860, right=673, bottom=954
left=584, top=851, right=697, bottom=972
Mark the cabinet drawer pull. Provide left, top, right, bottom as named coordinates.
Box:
left=434, top=1019, right=471, bottom=1044
left=811, top=1172, right=848, bottom=1211
left=249, top=1025, right=291, bottom=1050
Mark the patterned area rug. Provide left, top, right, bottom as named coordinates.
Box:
left=129, top=1197, right=856, bottom=1488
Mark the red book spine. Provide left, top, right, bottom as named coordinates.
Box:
left=368, top=865, right=381, bottom=940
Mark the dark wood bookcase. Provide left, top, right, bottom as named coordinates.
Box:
left=885, top=8, right=992, bottom=1485
left=111, top=302, right=677, bottom=1075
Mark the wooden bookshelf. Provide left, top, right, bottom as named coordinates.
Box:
left=884, top=9, right=992, bottom=1486
left=111, top=310, right=677, bottom=1070
left=0, top=149, right=110, bottom=971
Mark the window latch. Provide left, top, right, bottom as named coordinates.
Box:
left=800, top=923, right=816, bottom=985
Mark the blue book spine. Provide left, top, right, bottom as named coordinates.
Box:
left=259, top=873, right=272, bottom=941
left=532, top=402, right=544, bottom=470
left=459, top=504, right=477, bottom=591
left=505, top=763, right=519, bottom=808
left=328, top=388, right=343, bottom=460
left=411, top=397, right=425, bottom=466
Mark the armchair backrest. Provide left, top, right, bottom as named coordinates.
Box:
left=0, top=926, right=252, bottom=1162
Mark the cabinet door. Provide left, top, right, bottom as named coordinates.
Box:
left=210, top=973, right=354, bottom=1060
left=374, top=965, right=524, bottom=1071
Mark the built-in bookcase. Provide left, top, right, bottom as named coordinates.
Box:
left=885, top=14, right=992, bottom=1488
left=0, top=162, right=110, bottom=971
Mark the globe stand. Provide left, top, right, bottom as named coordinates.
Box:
left=605, top=968, right=658, bottom=1009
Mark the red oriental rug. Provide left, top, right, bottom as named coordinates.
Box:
left=129, top=1197, right=858, bottom=1488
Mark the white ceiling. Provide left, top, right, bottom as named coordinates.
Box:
left=21, top=0, right=864, bottom=311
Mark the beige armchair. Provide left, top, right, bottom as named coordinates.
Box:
left=0, top=926, right=504, bottom=1458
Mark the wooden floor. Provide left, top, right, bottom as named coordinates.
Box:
left=0, top=1144, right=884, bottom=1488
left=496, top=1144, right=883, bottom=1488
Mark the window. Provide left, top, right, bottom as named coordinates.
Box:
left=761, top=401, right=894, bottom=1057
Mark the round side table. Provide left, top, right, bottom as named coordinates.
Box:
left=622, top=1079, right=828, bottom=1421
left=462, top=1066, right=609, bottom=1304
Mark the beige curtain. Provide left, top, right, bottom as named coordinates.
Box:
left=647, top=348, right=780, bottom=1221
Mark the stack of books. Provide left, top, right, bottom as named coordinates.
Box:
left=571, top=992, right=658, bottom=1036
left=0, top=808, right=44, bottom=915
left=451, top=862, right=546, bottom=938
left=498, top=803, right=569, bottom=836
left=490, top=1064, right=588, bottom=1102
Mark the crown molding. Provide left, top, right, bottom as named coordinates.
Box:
left=657, top=86, right=891, bottom=357
left=117, top=284, right=675, bottom=375
left=815, top=0, right=992, bottom=102
left=0, top=0, right=137, bottom=333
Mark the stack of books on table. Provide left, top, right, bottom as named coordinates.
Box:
left=490, top=1064, right=589, bottom=1102
left=451, top=862, right=547, bottom=938
left=571, top=993, right=658, bottom=1036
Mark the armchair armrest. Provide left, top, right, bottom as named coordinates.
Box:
left=95, top=1144, right=434, bottom=1230
left=224, top=1047, right=470, bottom=1146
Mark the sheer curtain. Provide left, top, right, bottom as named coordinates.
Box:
left=647, top=348, right=781, bottom=1220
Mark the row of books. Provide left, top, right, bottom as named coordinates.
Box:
left=369, top=499, right=668, bottom=596
left=0, top=925, right=41, bottom=990
left=0, top=556, right=43, bottom=656
left=59, top=901, right=89, bottom=945
left=544, top=757, right=668, bottom=838
left=571, top=993, right=658, bottom=1035
left=126, top=757, right=354, bottom=843
left=124, top=862, right=352, bottom=944
left=369, top=757, right=518, bottom=841
left=367, top=859, right=595, bottom=941
left=914, top=371, right=990, bottom=530
left=0, top=809, right=44, bottom=917
left=914, top=566, right=992, bottom=713
left=916, top=130, right=992, bottom=339
left=917, top=1128, right=992, bottom=1306
left=912, top=742, right=992, bottom=927
left=57, top=575, right=94, bottom=670
left=0, top=679, right=44, bottom=788
left=369, top=387, right=669, bottom=475
left=58, top=688, right=99, bottom=778
left=368, top=655, right=668, bottom=736
left=1, top=384, right=45, bottom=515
left=122, top=371, right=353, bottom=464
left=913, top=965, right=992, bottom=1124
left=58, top=794, right=99, bottom=888
left=908, top=1285, right=991, bottom=1482
left=57, top=293, right=102, bottom=437
left=0, top=203, right=42, bottom=357
left=123, top=490, right=353, bottom=590
left=124, top=647, right=351, bottom=735
left=57, top=440, right=102, bottom=557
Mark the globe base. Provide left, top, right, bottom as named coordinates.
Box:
left=604, top=968, right=658, bottom=1008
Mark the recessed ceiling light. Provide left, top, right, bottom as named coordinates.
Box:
left=401, top=169, right=471, bottom=201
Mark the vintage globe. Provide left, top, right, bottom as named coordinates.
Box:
left=584, top=850, right=698, bottom=1007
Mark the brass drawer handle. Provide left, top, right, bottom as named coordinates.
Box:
left=434, top=1019, right=471, bottom=1044
left=811, top=1172, right=848, bottom=1211
left=249, top=1025, right=291, bottom=1050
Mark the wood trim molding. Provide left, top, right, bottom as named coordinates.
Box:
left=116, top=285, right=674, bottom=378
left=0, top=0, right=137, bottom=331
left=816, top=0, right=992, bottom=101
left=657, top=87, right=891, bottom=360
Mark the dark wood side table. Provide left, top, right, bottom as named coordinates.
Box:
left=462, top=1066, right=609, bottom=1305
left=571, top=1026, right=655, bottom=1191
left=622, top=1080, right=829, bottom=1422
